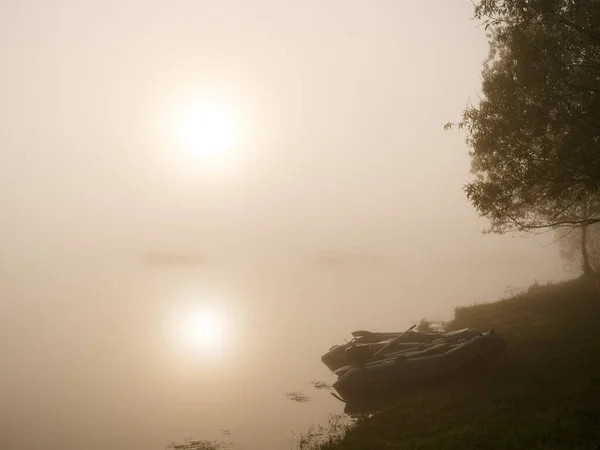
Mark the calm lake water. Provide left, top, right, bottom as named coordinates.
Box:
left=0, top=243, right=567, bottom=450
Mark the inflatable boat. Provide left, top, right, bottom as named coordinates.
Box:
left=321, top=327, right=481, bottom=372
left=331, top=329, right=506, bottom=407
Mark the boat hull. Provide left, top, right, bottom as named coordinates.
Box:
left=321, top=328, right=480, bottom=372
left=332, top=330, right=506, bottom=407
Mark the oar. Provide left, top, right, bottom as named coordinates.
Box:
left=373, top=324, right=417, bottom=357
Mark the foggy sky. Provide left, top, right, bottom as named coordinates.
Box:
left=1, top=1, right=569, bottom=449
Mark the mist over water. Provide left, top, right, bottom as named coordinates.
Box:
left=0, top=1, right=570, bottom=449
left=0, top=242, right=566, bottom=449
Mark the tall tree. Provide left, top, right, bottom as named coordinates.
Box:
left=557, top=222, right=600, bottom=274
left=448, top=0, right=600, bottom=234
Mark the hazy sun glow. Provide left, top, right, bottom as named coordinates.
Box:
left=176, top=102, right=238, bottom=166
left=166, top=306, right=229, bottom=359
left=180, top=309, right=223, bottom=346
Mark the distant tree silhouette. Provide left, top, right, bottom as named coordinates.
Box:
left=557, top=222, right=600, bottom=275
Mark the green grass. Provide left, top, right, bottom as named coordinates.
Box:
left=315, top=277, right=600, bottom=450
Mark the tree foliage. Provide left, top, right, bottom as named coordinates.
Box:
left=451, top=0, right=600, bottom=232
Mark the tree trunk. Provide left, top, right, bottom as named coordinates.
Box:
left=582, top=224, right=595, bottom=276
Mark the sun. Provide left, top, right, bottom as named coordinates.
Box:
left=177, top=309, right=225, bottom=352
left=181, top=309, right=223, bottom=345
left=176, top=102, right=238, bottom=165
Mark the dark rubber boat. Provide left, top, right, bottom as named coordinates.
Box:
left=331, top=329, right=506, bottom=407
left=321, top=327, right=481, bottom=372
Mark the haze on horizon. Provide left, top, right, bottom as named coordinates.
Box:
left=0, top=1, right=571, bottom=449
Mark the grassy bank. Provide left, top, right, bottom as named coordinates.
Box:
left=314, top=277, right=600, bottom=450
